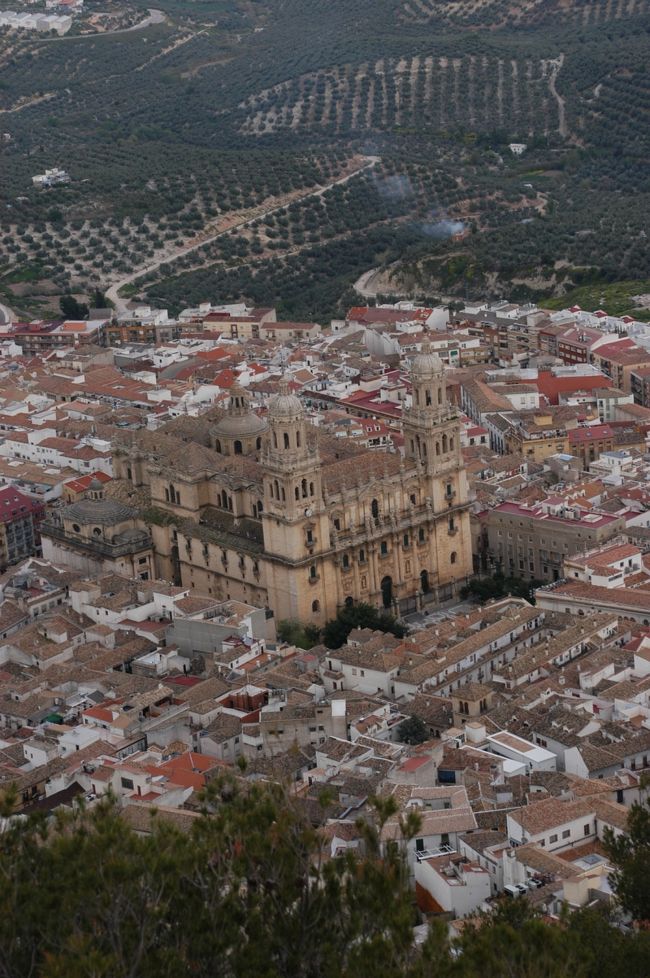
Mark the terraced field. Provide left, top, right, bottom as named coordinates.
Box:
left=0, top=0, right=648, bottom=319
left=401, top=0, right=650, bottom=28
left=240, top=55, right=561, bottom=137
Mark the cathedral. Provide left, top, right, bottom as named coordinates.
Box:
left=110, top=344, right=473, bottom=624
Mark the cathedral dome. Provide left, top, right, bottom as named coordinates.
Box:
left=411, top=338, right=444, bottom=379
left=212, top=383, right=268, bottom=440
left=64, top=498, right=136, bottom=525
left=268, top=377, right=304, bottom=420
left=212, top=411, right=268, bottom=439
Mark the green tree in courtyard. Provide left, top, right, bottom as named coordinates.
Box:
left=322, top=601, right=407, bottom=649
left=397, top=715, right=429, bottom=745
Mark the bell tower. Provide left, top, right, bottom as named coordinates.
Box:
left=402, top=337, right=470, bottom=513
left=261, top=379, right=329, bottom=621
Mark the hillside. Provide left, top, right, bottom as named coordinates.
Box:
left=0, top=0, right=648, bottom=320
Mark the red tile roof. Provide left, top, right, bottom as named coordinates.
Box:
left=347, top=306, right=432, bottom=324
left=536, top=370, right=609, bottom=405
left=569, top=424, right=614, bottom=444
left=64, top=471, right=111, bottom=494
left=0, top=485, right=44, bottom=523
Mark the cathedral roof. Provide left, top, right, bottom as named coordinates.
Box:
left=322, top=452, right=404, bottom=493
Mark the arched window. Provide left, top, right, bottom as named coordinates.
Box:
left=234, top=440, right=243, bottom=455
left=295, top=486, right=300, bottom=501
left=450, top=551, right=457, bottom=565
left=301, top=479, right=308, bottom=498
left=309, top=482, right=314, bottom=496
left=215, top=439, right=222, bottom=454
left=283, top=432, right=290, bottom=449
left=309, top=565, right=317, bottom=579
left=414, top=389, right=419, bottom=406
left=438, top=388, right=443, bottom=405
left=281, top=488, right=286, bottom=501
left=256, top=437, right=262, bottom=451
left=371, top=498, right=379, bottom=520
left=425, top=389, right=432, bottom=406
left=345, top=596, right=354, bottom=608
left=435, top=442, right=441, bottom=456
left=127, top=466, right=132, bottom=481
left=449, top=436, right=454, bottom=451
left=257, top=501, right=263, bottom=513
left=93, top=527, right=102, bottom=537
left=410, top=439, right=415, bottom=453
left=422, top=441, right=427, bottom=457
left=312, top=600, right=320, bottom=613
left=169, top=484, right=176, bottom=504
left=296, top=430, right=301, bottom=448
left=274, top=480, right=280, bottom=499
left=442, top=434, right=448, bottom=453
left=381, top=575, right=393, bottom=609
left=420, top=569, right=430, bottom=593
left=273, top=431, right=278, bottom=449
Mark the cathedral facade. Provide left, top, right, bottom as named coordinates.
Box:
left=112, top=345, right=473, bottom=624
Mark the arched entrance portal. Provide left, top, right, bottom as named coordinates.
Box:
left=420, top=569, right=431, bottom=594
left=381, top=575, right=393, bottom=609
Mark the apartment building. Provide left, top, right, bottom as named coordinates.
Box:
left=479, top=500, right=623, bottom=582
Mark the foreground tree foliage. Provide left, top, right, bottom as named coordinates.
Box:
left=603, top=792, right=650, bottom=922
left=0, top=781, right=649, bottom=978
